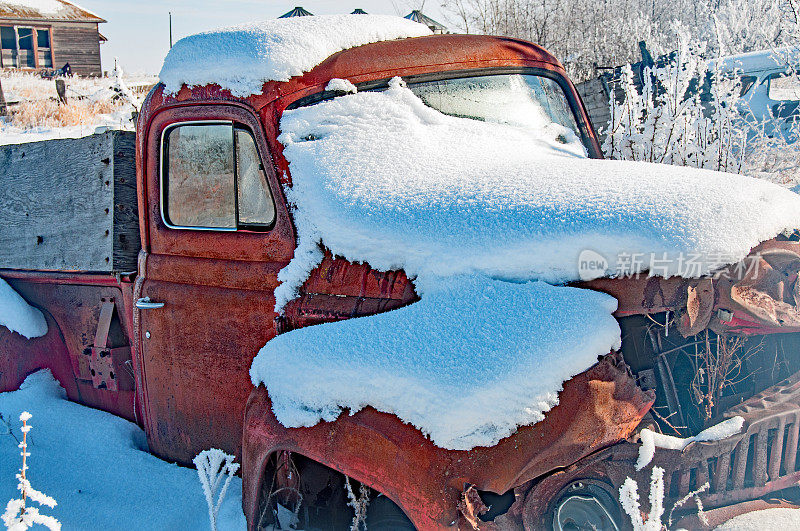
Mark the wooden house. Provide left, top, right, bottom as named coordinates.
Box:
left=0, top=0, right=105, bottom=76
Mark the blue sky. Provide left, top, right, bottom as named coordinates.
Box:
left=75, top=1, right=447, bottom=75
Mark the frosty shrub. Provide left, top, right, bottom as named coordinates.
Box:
left=440, top=0, right=799, bottom=83
left=619, top=466, right=665, bottom=531
left=344, top=477, right=370, bottom=531
left=602, top=29, right=800, bottom=185
left=2, top=412, right=60, bottom=531
left=193, top=448, right=240, bottom=531
left=620, top=465, right=710, bottom=530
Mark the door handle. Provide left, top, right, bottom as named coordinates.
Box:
left=135, top=297, right=165, bottom=310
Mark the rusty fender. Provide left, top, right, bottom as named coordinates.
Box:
left=242, top=352, right=654, bottom=530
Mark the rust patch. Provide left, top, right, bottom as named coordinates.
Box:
left=457, top=485, right=489, bottom=530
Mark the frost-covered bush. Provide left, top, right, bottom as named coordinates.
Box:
left=2, top=412, right=60, bottom=531
left=619, top=466, right=665, bottom=531
left=602, top=29, right=800, bottom=185
left=193, top=449, right=239, bottom=531
left=441, top=0, right=800, bottom=82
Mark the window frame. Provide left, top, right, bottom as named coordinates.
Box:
left=159, top=120, right=277, bottom=232
left=765, top=71, right=800, bottom=102
left=0, top=24, right=52, bottom=69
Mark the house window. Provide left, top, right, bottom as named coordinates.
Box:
left=162, top=122, right=276, bottom=230
left=0, top=25, right=52, bottom=69
left=1, top=26, right=16, bottom=67
left=36, top=28, right=52, bottom=68
left=16, top=27, right=35, bottom=68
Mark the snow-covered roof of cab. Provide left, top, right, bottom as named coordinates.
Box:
left=297, top=33, right=565, bottom=87
left=157, top=14, right=567, bottom=102
left=159, top=14, right=432, bottom=98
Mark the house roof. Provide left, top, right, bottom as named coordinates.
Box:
left=0, top=0, right=105, bottom=23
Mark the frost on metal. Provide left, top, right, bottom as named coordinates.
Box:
left=158, top=15, right=431, bottom=97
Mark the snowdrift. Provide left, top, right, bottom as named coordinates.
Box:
left=0, top=278, right=47, bottom=339
left=252, top=274, right=620, bottom=450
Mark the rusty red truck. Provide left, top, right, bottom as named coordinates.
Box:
left=3, top=15, right=800, bottom=530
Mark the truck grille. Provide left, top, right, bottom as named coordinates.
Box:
left=663, top=373, right=800, bottom=507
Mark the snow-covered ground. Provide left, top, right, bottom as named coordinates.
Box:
left=714, top=507, right=800, bottom=530
left=0, top=371, right=245, bottom=530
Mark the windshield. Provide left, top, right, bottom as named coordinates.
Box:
left=292, top=72, right=592, bottom=154
left=406, top=74, right=587, bottom=152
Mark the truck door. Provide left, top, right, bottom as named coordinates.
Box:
left=135, top=104, right=295, bottom=463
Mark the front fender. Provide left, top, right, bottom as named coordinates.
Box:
left=242, top=353, right=654, bottom=530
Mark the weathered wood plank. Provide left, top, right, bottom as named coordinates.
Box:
left=112, top=132, right=140, bottom=271
left=50, top=22, right=101, bottom=76
left=0, top=131, right=138, bottom=272
left=576, top=77, right=612, bottom=138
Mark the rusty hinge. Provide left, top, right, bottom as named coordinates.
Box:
left=84, top=300, right=133, bottom=392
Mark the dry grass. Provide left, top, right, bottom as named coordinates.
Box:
left=8, top=98, right=127, bottom=128
left=1, top=71, right=151, bottom=129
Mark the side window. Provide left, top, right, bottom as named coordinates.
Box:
left=768, top=72, right=800, bottom=102
left=162, top=122, right=276, bottom=230
left=235, top=127, right=275, bottom=226
left=738, top=75, right=757, bottom=97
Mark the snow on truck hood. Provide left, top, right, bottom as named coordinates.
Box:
left=250, top=80, right=800, bottom=450
left=158, top=15, right=431, bottom=97
left=272, top=80, right=800, bottom=309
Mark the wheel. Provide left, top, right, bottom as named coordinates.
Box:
left=550, top=480, right=622, bottom=531
left=365, top=495, right=415, bottom=530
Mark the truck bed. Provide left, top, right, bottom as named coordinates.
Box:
left=0, top=131, right=140, bottom=273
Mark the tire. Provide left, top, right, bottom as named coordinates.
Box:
left=365, top=495, right=416, bottom=530
left=549, top=480, right=622, bottom=531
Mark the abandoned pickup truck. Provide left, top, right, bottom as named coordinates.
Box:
left=4, top=14, right=800, bottom=531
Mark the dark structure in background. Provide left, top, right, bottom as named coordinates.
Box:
left=576, top=41, right=668, bottom=140
left=279, top=6, right=314, bottom=18
left=404, top=10, right=448, bottom=34
left=279, top=6, right=449, bottom=34
left=0, top=0, right=105, bottom=76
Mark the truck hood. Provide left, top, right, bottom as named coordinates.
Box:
left=275, top=79, right=800, bottom=311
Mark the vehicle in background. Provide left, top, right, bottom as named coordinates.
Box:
left=714, top=46, right=800, bottom=140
